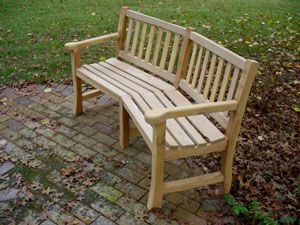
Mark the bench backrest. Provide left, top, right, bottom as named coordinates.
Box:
left=117, top=7, right=186, bottom=83
left=117, top=7, right=258, bottom=129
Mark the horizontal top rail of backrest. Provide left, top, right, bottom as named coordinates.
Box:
left=126, top=10, right=186, bottom=35
left=190, top=32, right=246, bottom=70
left=118, top=9, right=186, bottom=84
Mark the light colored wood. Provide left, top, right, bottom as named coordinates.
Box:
left=125, top=18, right=133, bottom=52
left=191, top=46, right=204, bottom=88
left=147, top=122, right=165, bottom=209
left=119, top=52, right=176, bottom=83
left=145, top=25, right=155, bottom=62
left=71, top=50, right=82, bottom=115
left=164, top=139, right=227, bottom=161
left=120, top=101, right=129, bottom=149
left=163, top=172, right=224, bottom=194
left=190, top=31, right=246, bottom=69
left=222, top=60, right=258, bottom=194
left=152, top=28, right=163, bottom=66
left=137, top=23, right=148, bottom=59
left=203, top=54, right=217, bottom=98
left=82, top=89, right=102, bottom=100
left=218, top=62, right=232, bottom=101
left=126, top=10, right=185, bottom=35
left=116, top=6, right=129, bottom=57
left=65, top=33, right=119, bottom=51
left=179, top=80, right=229, bottom=129
left=185, top=42, right=198, bottom=84
left=106, top=58, right=175, bottom=91
left=145, top=98, right=238, bottom=124
left=131, top=20, right=141, bottom=56
left=210, top=58, right=224, bottom=102
left=174, top=27, right=194, bottom=88
left=226, top=67, right=240, bottom=101
left=167, top=34, right=180, bottom=73
left=159, top=31, right=171, bottom=70
left=196, top=49, right=210, bottom=92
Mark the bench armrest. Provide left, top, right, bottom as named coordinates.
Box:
left=145, top=100, right=238, bottom=124
left=64, top=33, right=119, bottom=51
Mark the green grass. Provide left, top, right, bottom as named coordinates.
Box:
left=1, top=0, right=299, bottom=84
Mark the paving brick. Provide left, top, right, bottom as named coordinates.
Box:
left=166, top=192, right=200, bottom=213
left=58, top=116, right=79, bottom=127
left=71, top=203, right=98, bottom=224
left=0, top=188, right=25, bottom=201
left=73, top=133, right=97, bottom=147
left=73, top=123, right=98, bottom=136
left=47, top=204, right=84, bottom=225
left=14, top=137, right=34, bottom=150
left=19, top=127, right=38, bottom=139
left=14, top=96, right=33, bottom=106
left=91, top=143, right=118, bottom=158
left=90, top=196, right=125, bottom=221
left=116, top=212, right=148, bottom=225
left=0, top=161, right=15, bottom=175
left=92, top=122, right=115, bottom=135
left=116, top=196, right=148, bottom=216
left=114, top=166, right=145, bottom=184
left=92, top=154, right=115, bottom=171
left=202, top=198, right=226, bottom=212
left=92, top=133, right=117, bottom=146
left=33, top=135, right=57, bottom=149
left=4, top=119, right=24, bottom=131
left=98, top=170, right=122, bottom=186
left=91, top=215, right=116, bottom=225
left=91, top=182, right=123, bottom=203
left=40, top=219, right=57, bottom=225
left=53, top=145, right=79, bottom=162
left=24, top=120, right=41, bottom=129
left=2, top=127, right=22, bottom=141
left=35, top=126, right=56, bottom=138
left=114, top=179, right=147, bottom=200
left=0, top=114, right=9, bottom=122
left=52, top=134, right=76, bottom=148
left=72, top=143, right=96, bottom=158
left=54, top=125, right=78, bottom=138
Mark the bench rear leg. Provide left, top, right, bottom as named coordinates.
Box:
left=73, top=76, right=83, bottom=115
left=120, top=102, right=129, bottom=149
left=221, top=144, right=235, bottom=194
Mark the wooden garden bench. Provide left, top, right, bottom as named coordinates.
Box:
left=65, top=7, right=258, bottom=210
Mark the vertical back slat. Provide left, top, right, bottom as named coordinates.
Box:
left=191, top=46, right=203, bottom=88
left=145, top=25, right=155, bottom=62
left=185, top=43, right=198, bottom=84
left=210, top=58, right=224, bottom=101
left=116, top=6, right=129, bottom=57
left=168, top=34, right=180, bottom=73
left=203, top=54, right=217, bottom=98
left=131, top=20, right=141, bottom=55
left=218, top=62, right=232, bottom=101
left=226, top=67, right=240, bottom=100
left=197, top=50, right=210, bottom=92
left=125, top=18, right=133, bottom=52
left=159, top=31, right=171, bottom=69
left=137, top=23, right=148, bottom=59
left=152, top=28, right=163, bottom=65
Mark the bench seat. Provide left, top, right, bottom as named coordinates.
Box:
left=76, top=58, right=225, bottom=148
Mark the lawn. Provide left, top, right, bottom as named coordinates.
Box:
left=0, top=0, right=299, bottom=84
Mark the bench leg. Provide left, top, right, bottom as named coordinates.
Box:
left=221, top=145, right=235, bottom=194
left=147, top=123, right=165, bottom=210
left=73, top=76, right=83, bottom=115
left=119, top=102, right=129, bottom=149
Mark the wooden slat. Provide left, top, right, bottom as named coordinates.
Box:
left=164, top=90, right=225, bottom=142
left=210, top=58, right=224, bottom=102
left=196, top=50, right=210, bottom=92
left=126, top=10, right=185, bottom=35
left=142, top=92, right=194, bottom=146
left=185, top=42, right=197, bottom=84
left=137, top=23, right=148, bottom=59
left=106, top=58, right=175, bottom=91
left=191, top=46, right=204, bottom=88
left=217, top=62, right=232, bottom=101
left=119, top=52, right=176, bottom=83
left=145, top=25, right=155, bottom=62
left=159, top=31, right=171, bottom=70
left=190, top=31, right=246, bottom=69
left=203, top=54, right=217, bottom=98
left=179, top=80, right=229, bottom=129
left=131, top=20, right=141, bottom=55
left=164, top=139, right=227, bottom=161
left=226, top=67, right=240, bottom=100
left=116, top=6, right=129, bottom=57
left=154, top=91, right=206, bottom=145
left=167, top=34, right=180, bottom=73
left=152, top=28, right=163, bottom=65
left=125, top=18, right=133, bottom=52
left=163, top=172, right=224, bottom=193
left=100, top=62, right=160, bottom=92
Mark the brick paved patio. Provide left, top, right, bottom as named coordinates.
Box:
left=0, top=84, right=235, bottom=224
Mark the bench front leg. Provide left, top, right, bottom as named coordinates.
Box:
left=71, top=49, right=83, bottom=115
left=147, top=122, right=166, bottom=210
left=119, top=102, right=130, bottom=149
